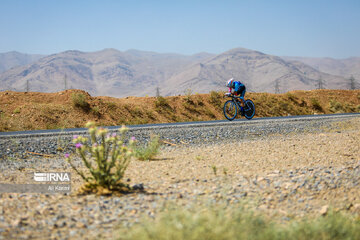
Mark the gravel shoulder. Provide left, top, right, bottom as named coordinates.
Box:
left=0, top=116, right=359, bottom=239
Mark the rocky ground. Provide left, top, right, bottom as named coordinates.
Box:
left=0, top=115, right=359, bottom=239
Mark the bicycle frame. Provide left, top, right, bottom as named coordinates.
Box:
left=227, top=95, right=243, bottom=110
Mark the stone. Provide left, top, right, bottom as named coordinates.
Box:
left=319, top=205, right=329, bottom=216
left=132, top=184, right=144, bottom=191
left=353, top=203, right=360, bottom=213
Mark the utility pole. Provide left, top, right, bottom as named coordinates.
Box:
left=317, top=76, right=325, bottom=89
left=26, top=80, right=29, bottom=92
left=349, top=75, right=356, bottom=90
left=274, top=79, right=280, bottom=94
left=64, top=74, right=68, bottom=90
left=156, top=87, right=160, bottom=97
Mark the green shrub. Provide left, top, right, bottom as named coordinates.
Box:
left=72, top=93, right=90, bottom=111
left=197, top=99, right=204, bottom=106
left=209, top=91, right=222, bottom=108
left=91, top=106, right=101, bottom=116
left=132, top=107, right=143, bottom=117
left=118, top=205, right=360, bottom=240
left=107, top=102, right=117, bottom=110
left=299, top=98, right=307, bottom=107
left=311, top=98, right=323, bottom=112
left=329, top=99, right=344, bottom=113
left=211, top=165, right=217, bottom=176
left=155, top=96, right=170, bottom=109
left=286, top=92, right=298, bottom=102
left=66, top=122, right=135, bottom=194
left=356, top=105, right=360, bottom=112
left=134, top=135, right=161, bottom=161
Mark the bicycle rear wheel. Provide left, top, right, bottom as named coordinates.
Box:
left=223, top=100, right=237, bottom=121
left=244, top=99, right=255, bottom=120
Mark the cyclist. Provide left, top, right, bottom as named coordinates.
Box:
left=226, top=78, right=246, bottom=114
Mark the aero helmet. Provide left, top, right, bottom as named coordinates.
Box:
left=226, top=78, right=234, bottom=87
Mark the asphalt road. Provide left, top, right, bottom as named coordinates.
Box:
left=0, top=112, right=359, bottom=138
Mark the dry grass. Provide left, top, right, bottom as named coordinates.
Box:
left=0, top=89, right=359, bottom=132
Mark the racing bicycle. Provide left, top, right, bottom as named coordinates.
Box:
left=223, top=93, right=255, bottom=120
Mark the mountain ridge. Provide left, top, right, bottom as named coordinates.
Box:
left=163, top=48, right=347, bottom=95
left=0, top=51, right=45, bottom=73
left=0, top=48, right=356, bottom=97
left=281, top=56, right=360, bottom=80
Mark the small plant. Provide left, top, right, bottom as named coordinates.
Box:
left=107, top=102, right=117, bottom=110
left=13, top=108, right=20, bottom=114
left=184, top=88, right=194, bottom=104
left=329, top=99, right=344, bottom=113
left=223, top=167, right=228, bottom=176
left=209, top=90, right=222, bottom=108
left=356, top=104, right=360, bottom=112
left=286, top=92, right=297, bottom=102
left=134, top=135, right=161, bottom=161
left=155, top=96, right=170, bottom=109
left=311, top=98, right=323, bottom=112
left=72, top=92, right=90, bottom=111
left=91, top=106, right=101, bottom=116
left=195, top=155, right=203, bottom=161
left=132, top=107, right=143, bottom=117
left=66, top=122, right=135, bottom=194
left=211, top=165, right=217, bottom=176
left=279, top=101, right=290, bottom=113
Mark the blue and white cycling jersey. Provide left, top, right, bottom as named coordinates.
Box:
left=233, top=81, right=244, bottom=92
left=229, top=81, right=246, bottom=99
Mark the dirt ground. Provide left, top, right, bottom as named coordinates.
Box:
left=1, top=89, right=359, bottom=132
left=127, top=117, right=360, bottom=209
left=0, top=117, right=359, bottom=239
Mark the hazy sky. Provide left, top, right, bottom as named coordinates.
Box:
left=1, top=0, right=359, bottom=58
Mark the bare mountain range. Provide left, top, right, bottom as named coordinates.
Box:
left=0, top=48, right=357, bottom=97
left=0, top=51, right=44, bottom=73
left=164, top=48, right=348, bottom=95
left=0, top=49, right=213, bottom=96
left=282, top=56, right=360, bottom=80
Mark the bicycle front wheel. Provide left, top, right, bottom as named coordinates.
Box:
left=223, top=100, right=237, bottom=121
left=244, top=99, right=255, bottom=120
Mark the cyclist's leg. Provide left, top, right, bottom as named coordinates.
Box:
left=236, top=86, right=244, bottom=115
left=239, top=86, right=246, bottom=106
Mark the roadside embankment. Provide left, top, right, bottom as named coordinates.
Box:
left=0, top=89, right=359, bottom=132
